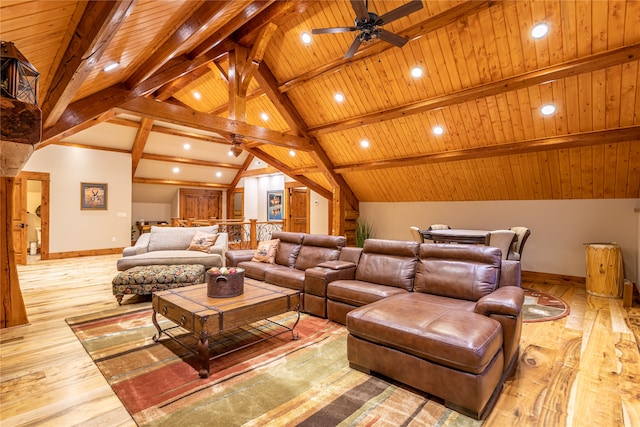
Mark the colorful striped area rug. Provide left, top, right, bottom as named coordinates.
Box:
left=67, top=307, right=481, bottom=426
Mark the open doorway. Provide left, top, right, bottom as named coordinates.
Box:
left=16, top=171, right=50, bottom=264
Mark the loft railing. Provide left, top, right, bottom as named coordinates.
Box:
left=170, top=218, right=284, bottom=249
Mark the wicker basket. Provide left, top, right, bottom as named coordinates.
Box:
left=207, top=269, right=244, bottom=298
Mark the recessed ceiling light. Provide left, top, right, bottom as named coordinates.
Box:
left=260, top=112, right=269, bottom=121
left=301, top=32, right=312, bottom=44
left=183, top=143, right=190, bottom=150
left=360, top=139, right=370, bottom=148
left=172, top=167, right=180, bottom=173
left=215, top=171, right=222, bottom=178
left=256, top=160, right=262, bottom=166
left=541, top=104, right=556, bottom=116
left=103, top=62, right=119, bottom=72
left=531, top=22, right=550, bottom=39
left=432, top=125, right=444, bottom=135
left=289, top=150, right=296, bottom=157
left=411, top=67, right=423, bottom=78
left=193, top=91, right=201, bottom=100
left=334, top=92, right=344, bottom=103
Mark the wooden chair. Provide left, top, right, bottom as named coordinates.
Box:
left=508, top=226, right=531, bottom=261
left=409, top=226, right=424, bottom=243
left=487, top=230, right=517, bottom=260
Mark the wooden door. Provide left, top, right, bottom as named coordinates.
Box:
left=288, top=188, right=309, bottom=233
left=11, top=175, right=27, bottom=265
left=179, top=189, right=222, bottom=220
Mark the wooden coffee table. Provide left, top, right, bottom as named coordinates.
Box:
left=151, top=278, right=301, bottom=378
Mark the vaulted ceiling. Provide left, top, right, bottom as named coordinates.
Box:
left=2, top=0, right=639, bottom=207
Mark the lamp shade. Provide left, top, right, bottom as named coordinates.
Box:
left=1, top=41, right=39, bottom=106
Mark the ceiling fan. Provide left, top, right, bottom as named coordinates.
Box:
left=311, top=0, right=423, bottom=59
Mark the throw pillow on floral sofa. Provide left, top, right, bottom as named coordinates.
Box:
left=112, top=264, right=205, bottom=304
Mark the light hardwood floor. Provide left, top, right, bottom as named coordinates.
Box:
left=1, top=255, right=639, bottom=426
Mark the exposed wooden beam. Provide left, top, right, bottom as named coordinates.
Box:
left=41, top=0, right=137, bottom=128
left=334, top=127, right=640, bottom=173
left=117, top=96, right=314, bottom=151
left=254, top=62, right=359, bottom=210
left=126, top=1, right=238, bottom=88
left=229, top=154, right=255, bottom=190
left=240, top=165, right=282, bottom=177
left=279, top=1, right=493, bottom=93
left=141, top=153, right=243, bottom=170
left=133, top=177, right=230, bottom=189
left=245, top=147, right=332, bottom=200
left=131, top=117, right=153, bottom=177
left=234, top=1, right=315, bottom=47
left=46, top=141, right=129, bottom=154
left=189, top=0, right=274, bottom=59
left=309, top=42, right=640, bottom=136
left=255, top=62, right=308, bottom=136
left=40, top=84, right=131, bottom=145
left=241, top=22, right=277, bottom=94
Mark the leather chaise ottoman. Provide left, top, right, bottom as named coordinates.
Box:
left=347, top=292, right=506, bottom=418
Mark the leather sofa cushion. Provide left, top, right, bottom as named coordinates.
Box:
left=294, top=234, right=345, bottom=271
left=355, top=239, right=419, bottom=291
left=238, top=260, right=279, bottom=281
left=265, top=267, right=306, bottom=291
left=272, top=232, right=304, bottom=268
left=347, top=293, right=503, bottom=374
left=414, top=244, right=501, bottom=301
left=327, top=280, right=409, bottom=307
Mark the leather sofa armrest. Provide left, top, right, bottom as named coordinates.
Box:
left=499, top=260, right=521, bottom=288
left=317, top=260, right=357, bottom=270
left=475, top=286, right=524, bottom=317
left=304, top=265, right=357, bottom=297
left=226, top=249, right=255, bottom=267
left=123, top=232, right=151, bottom=257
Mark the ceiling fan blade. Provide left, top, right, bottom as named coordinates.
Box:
left=350, top=0, right=369, bottom=22
left=377, top=29, right=409, bottom=48
left=312, top=27, right=357, bottom=34
left=344, top=36, right=363, bottom=58
left=376, top=0, right=423, bottom=25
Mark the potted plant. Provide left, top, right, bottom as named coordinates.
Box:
left=355, top=219, right=373, bottom=248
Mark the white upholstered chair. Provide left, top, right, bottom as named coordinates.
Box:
left=487, top=230, right=516, bottom=260
left=428, top=224, right=451, bottom=230
left=409, top=226, right=424, bottom=243
left=508, top=226, right=531, bottom=261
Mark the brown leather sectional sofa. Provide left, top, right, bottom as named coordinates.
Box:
left=228, top=235, right=523, bottom=418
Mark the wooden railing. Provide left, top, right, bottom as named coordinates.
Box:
left=170, top=218, right=285, bottom=250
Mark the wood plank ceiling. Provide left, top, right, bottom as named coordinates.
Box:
left=1, top=0, right=639, bottom=207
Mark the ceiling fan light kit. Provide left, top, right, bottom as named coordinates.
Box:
left=312, top=0, right=423, bottom=58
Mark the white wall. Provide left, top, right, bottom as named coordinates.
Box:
left=359, top=199, right=640, bottom=280
left=22, top=145, right=131, bottom=253
left=132, top=202, right=172, bottom=225
left=310, top=190, right=329, bottom=235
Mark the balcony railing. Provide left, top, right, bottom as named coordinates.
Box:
left=170, top=218, right=284, bottom=249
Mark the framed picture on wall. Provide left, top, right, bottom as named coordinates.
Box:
left=267, top=190, right=283, bottom=221
left=81, top=182, right=108, bottom=210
